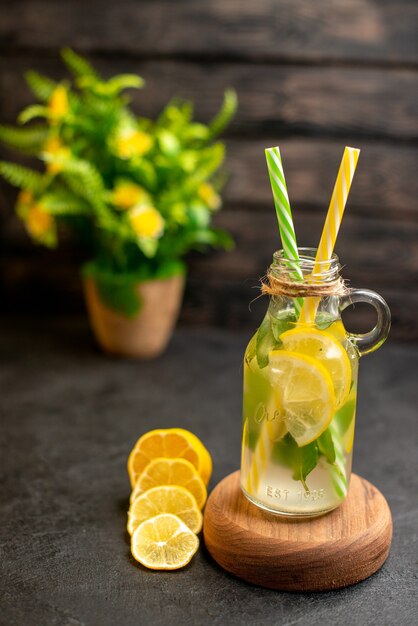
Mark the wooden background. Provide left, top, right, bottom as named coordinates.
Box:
left=1, top=0, right=417, bottom=339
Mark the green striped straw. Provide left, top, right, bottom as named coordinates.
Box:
left=265, top=146, right=303, bottom=314
left=329, top=421, right=348, bottom=499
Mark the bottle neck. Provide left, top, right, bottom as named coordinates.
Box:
left=270, top=247, right=341, bottom=285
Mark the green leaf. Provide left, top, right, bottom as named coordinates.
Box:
left=18, top=105, right=49, bottom=125
left=0, top=124, right=48, bottom=153
left=317, top=428, right=336, bottom=464
left=334, top=396, right=356, bottom=435
left=178, top=150, right=198, bottom=173
left=245, top=332, right=257, bottom=366
left=136, top=237, right=159, bottom=258
left=199, top=143, right=225, bottom=178
left=182, top=123, right=209, bottom=143
left=25, top=71, right=57, bottom=102
left=61, top=48, right=98, bottom=79
left=208, top=89, right=237, bottom=139
left=0, top=161, right=43, bottom=192
left=157, top=130, right=180, bottom=156
left=270, top=312, right=296, bottom=342
left=157, top=99, right=193, bottom=129
left=60, top=159, right=105, bottom=212
left=272, top=434, right=319, bottom=492
left=181, top=144, right=225, bottom=193
left=95, top=273, right=141, bottom=318
left=256, top=314, right=280, bottom=369
left=210, top=228, right=234, bottom=249
left=177, top=227, right=233, bottom=254
left=41, top=190, right=90, bottom=215
left=152, top=259, right=186, bottom=280
left=81, top=74, right=145, bottom=96
left=188, top=203, right=210, bottom=228
left=82, top=259, right=186, bottom=316
left=131, top=160, right=157, bottom=189
left=83, top=258, right=185, bottom=283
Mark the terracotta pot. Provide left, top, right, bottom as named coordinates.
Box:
left=83, top=274, right=185, bottom=358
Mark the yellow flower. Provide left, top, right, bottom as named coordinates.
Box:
left=43, top=136, right=70, bottom=173
left=16, top=193, right=56, bottom=246
left=25, top=204, right=54, bottom=238
left=115, top=129, right=153, bottom=159
left=111, top=181, right=149, bottom=210
left=48, top=86, right=69, bottom=122
left=17, top=189, right=34, bottom=208
left=129, top=205, right=164, bottom=239
left=198, top=182, right=221, bottom=210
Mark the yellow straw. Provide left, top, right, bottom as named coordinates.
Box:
left=299, top=146, right=360, bottom=324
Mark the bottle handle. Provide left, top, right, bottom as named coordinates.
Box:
left=340, top=289, right=391, bottom=356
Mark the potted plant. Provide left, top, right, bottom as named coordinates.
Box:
left=0, top=49, right=236, bottom=358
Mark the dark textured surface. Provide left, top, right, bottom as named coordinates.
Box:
left=1, top=317, right=417, bottom=625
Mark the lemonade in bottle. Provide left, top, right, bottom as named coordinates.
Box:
left=240, top=248, right=390, bottom=516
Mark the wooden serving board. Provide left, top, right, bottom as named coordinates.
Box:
left=203, top=471, right=392, bottom=591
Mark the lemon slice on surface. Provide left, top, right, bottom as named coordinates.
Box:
left=131, top=457, right=207, bottom=509
left=280, top=327, right=351, bottom=408
left=127, top=428, right=212, bottom=488
left=127, top=485, right=202, bottom=536
left=131, top=513, right=199, bottom=570
left=268, top=350, right=336, bottom=446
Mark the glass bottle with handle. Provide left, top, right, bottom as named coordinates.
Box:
left=240, top=248, right=391, bottom=517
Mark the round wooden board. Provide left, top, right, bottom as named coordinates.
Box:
left=203, top=471, right=392, bottom=591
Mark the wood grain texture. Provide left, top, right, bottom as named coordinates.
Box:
left=203, top=471, right=393, bottom=591
left=208, top=210, right=418, bottom=285
left=1, top=58, right=418, bottom=140
left=225, top=140, right=418, bottom=218
left=1, top=1, right=417, bottom=64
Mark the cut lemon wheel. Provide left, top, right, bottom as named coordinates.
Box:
left=131, top=513, right=199, bottom=570
left=127, top=428, right=212, bottom=488
left=268, top=350, right=336, bottom=446
left=131, top=457, right=207, bottom=509
left=127, top=485, right=202, bottom=536
left=280, top=327, right=351, bottom=408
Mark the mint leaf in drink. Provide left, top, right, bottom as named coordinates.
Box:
left=270, top=311, right=296, bottom=342
left=246, top=427, right=261, bottom=451
left=245, top=332, right=257, bottom=366
left=317, top=428, right=336, bottom=464
left=256, top=309, right=297, bottom=368
left=334, top=396, right=356, bottom=434
left=256, top=314, right=280, bottom=369
left=293, top=441, right=319, bottom=492
left=271, top=434, right=318, bottom=492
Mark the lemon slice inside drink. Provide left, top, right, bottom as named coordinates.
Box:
left=268, top=350, right=336, bottom=446
left=280, top=327, right=352, bottom=408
